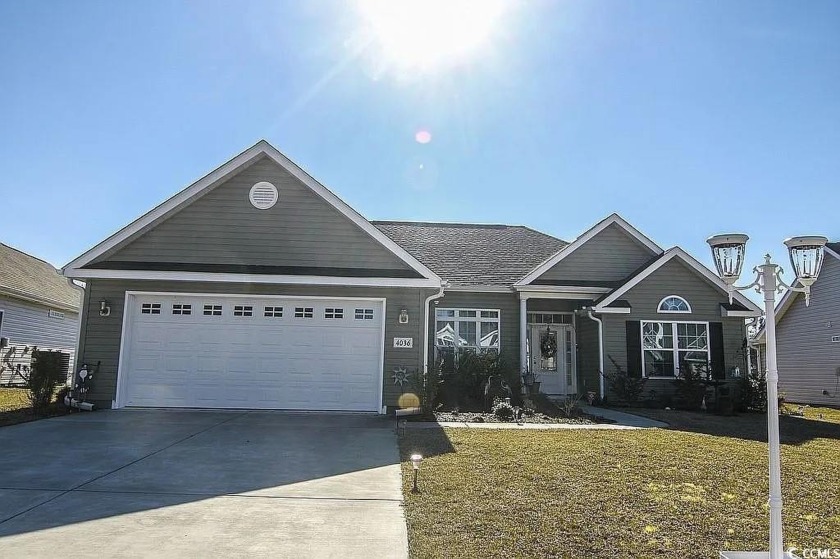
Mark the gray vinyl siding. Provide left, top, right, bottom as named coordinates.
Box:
left=428, top=291, right=521, bottom=372
left=0, top=294, right=79, bottom=385
left=537, top=224, right=658, bottom=284
left=77, top=279, right=432, bottom=409
left=775, top=255, right=840, bottom=406
left=92, top=156, right=412, bottom=272
left=601, top=259, right=747, bottom=400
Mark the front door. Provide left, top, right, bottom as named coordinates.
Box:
left=529, top=324, right=576, bottom=396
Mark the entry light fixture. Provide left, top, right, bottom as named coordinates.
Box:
left=99, top=300, right=111, bottom=317
left=398, top=308, right=409, bottom=324
left=410, top=453, right=422, bottom=493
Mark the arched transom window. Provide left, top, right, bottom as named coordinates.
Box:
left=658, top=296, right=691, bottom=313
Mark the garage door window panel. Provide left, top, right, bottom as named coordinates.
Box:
left=203, top=305, right=223, bottom=316
left=264, top=306, right=283, bottom=318
left=355, top=308, right=374, bottom=320
left=141, top=303, right=161, bottom=315
left=295, top=307, right=314, bottom=318
left=172, top=304, right=192, bottom=315
left=234, top=305, right=253, bottom=317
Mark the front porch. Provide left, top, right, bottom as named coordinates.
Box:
left=517, top=293, right=607, bottom=402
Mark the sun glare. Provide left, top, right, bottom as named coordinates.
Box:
left=358, top=0, right=507, bottom=73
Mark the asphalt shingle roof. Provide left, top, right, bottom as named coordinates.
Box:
left=373, top=221, right=567, bottom=287
left=0, top=243, right=81, bottom=311
left=827, top=242, right=840, bottom=255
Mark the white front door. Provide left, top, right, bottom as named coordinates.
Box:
left=529, top=324, right=576, bottom=395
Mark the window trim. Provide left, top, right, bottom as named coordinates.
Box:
left=641, top=320, right=710, bottom=379
left=657, top=295, right=692, bottom=314
left=434, top=307, right=502, bottom=354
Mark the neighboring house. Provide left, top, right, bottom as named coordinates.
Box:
left=63, top=140, right=761, bottom=412
left=1, top=243, right=82, bottom=385
left=753, top=243, right=840, bottom=406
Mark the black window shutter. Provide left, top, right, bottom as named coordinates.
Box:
left=709, top=322, right=726, bottom=380
left=626, top=321, right=642, bottom=377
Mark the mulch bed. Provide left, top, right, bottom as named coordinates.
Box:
left=433, top=410, right=606, bottom=424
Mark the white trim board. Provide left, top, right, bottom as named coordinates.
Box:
left=64, top=268, right=440, bottom=288
left=515, top=213, right=663, bottom=286
left=62, top=140, right=441, bottom=284
left=593, top=247, right=762, bottom=314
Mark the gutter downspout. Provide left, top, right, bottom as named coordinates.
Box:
left=586, top=309, right=605, bottom=400
left=519, top=295, right=528, bottom=383
left=422, top=282, right=447, bottom=380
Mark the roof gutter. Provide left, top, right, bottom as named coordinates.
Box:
left=0, top=286, right=80, bottom=314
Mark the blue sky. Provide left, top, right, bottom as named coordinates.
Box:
left=1, top=0, right=837, bottom=286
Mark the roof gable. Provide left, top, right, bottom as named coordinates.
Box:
left=0, top=243, right=81, bottom=311
left=63, top=141, right=440, bottom=284
left=516, top=214, right=662, bottom=286
left=594, top=247, right=762, bottom=314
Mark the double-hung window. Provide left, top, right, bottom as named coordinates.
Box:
left=641, top=321, right=709, bottom=378
left=435, top=309, right=500, bottom=366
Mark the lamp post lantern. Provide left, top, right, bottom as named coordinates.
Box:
left=707, top=233, right=827, bottom=559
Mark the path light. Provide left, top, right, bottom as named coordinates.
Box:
left=410, top=454, right=422, bottom=493
left=708, top=233, right=827, bottom=559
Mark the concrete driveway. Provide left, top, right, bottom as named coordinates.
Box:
left=0, top=410, right=408, bottom=558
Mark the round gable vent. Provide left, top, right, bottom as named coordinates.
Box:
left=249, top=182, right=278, bottom=210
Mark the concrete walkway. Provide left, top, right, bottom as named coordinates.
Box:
left=407, top=406, right=667, bottom=430
left=0, top=410, right=408, bottom=559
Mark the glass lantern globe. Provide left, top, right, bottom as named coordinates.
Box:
left=706, top=234, right=749, bottom=285
left=783, top=236, right=828, bottom=287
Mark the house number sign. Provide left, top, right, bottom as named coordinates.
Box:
left=393, top=337, right=413, bottom=348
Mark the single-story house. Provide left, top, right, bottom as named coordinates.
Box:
left=753, top=243, right=840, bottom=406
left=1, top=242, right=83, bottom=385
left=63, top=140, right=761, bottom=412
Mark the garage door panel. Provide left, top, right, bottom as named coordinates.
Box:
left=122, top=295, right=384, bottom=411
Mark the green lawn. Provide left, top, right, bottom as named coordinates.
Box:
left=399, top=411, right=840, bottom=558
left=0, top=387, right=67, bottom=427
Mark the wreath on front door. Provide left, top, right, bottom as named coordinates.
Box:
left=540, top=331, right=557, bottom=358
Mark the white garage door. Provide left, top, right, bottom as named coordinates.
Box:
left=118, top=294, right=384, bottom=411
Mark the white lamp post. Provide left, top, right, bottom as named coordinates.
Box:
left=707, top=234, right=827, bottom=559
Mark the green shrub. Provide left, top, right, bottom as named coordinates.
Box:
left=738, top=368, right=767, bottom=412
left=491, top=398, right=515, bottom=421
left=26, top=349, right=65, bottom=415
left=410, top=365, right=443, bottom=414
left=602, top=356, right=647, bottom=406
left=671, top=362, right=708, bottom=411
left=438, top=351, right=519, bottom=409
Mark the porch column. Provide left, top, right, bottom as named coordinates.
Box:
left=519, top=295, right=528, bottom=377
